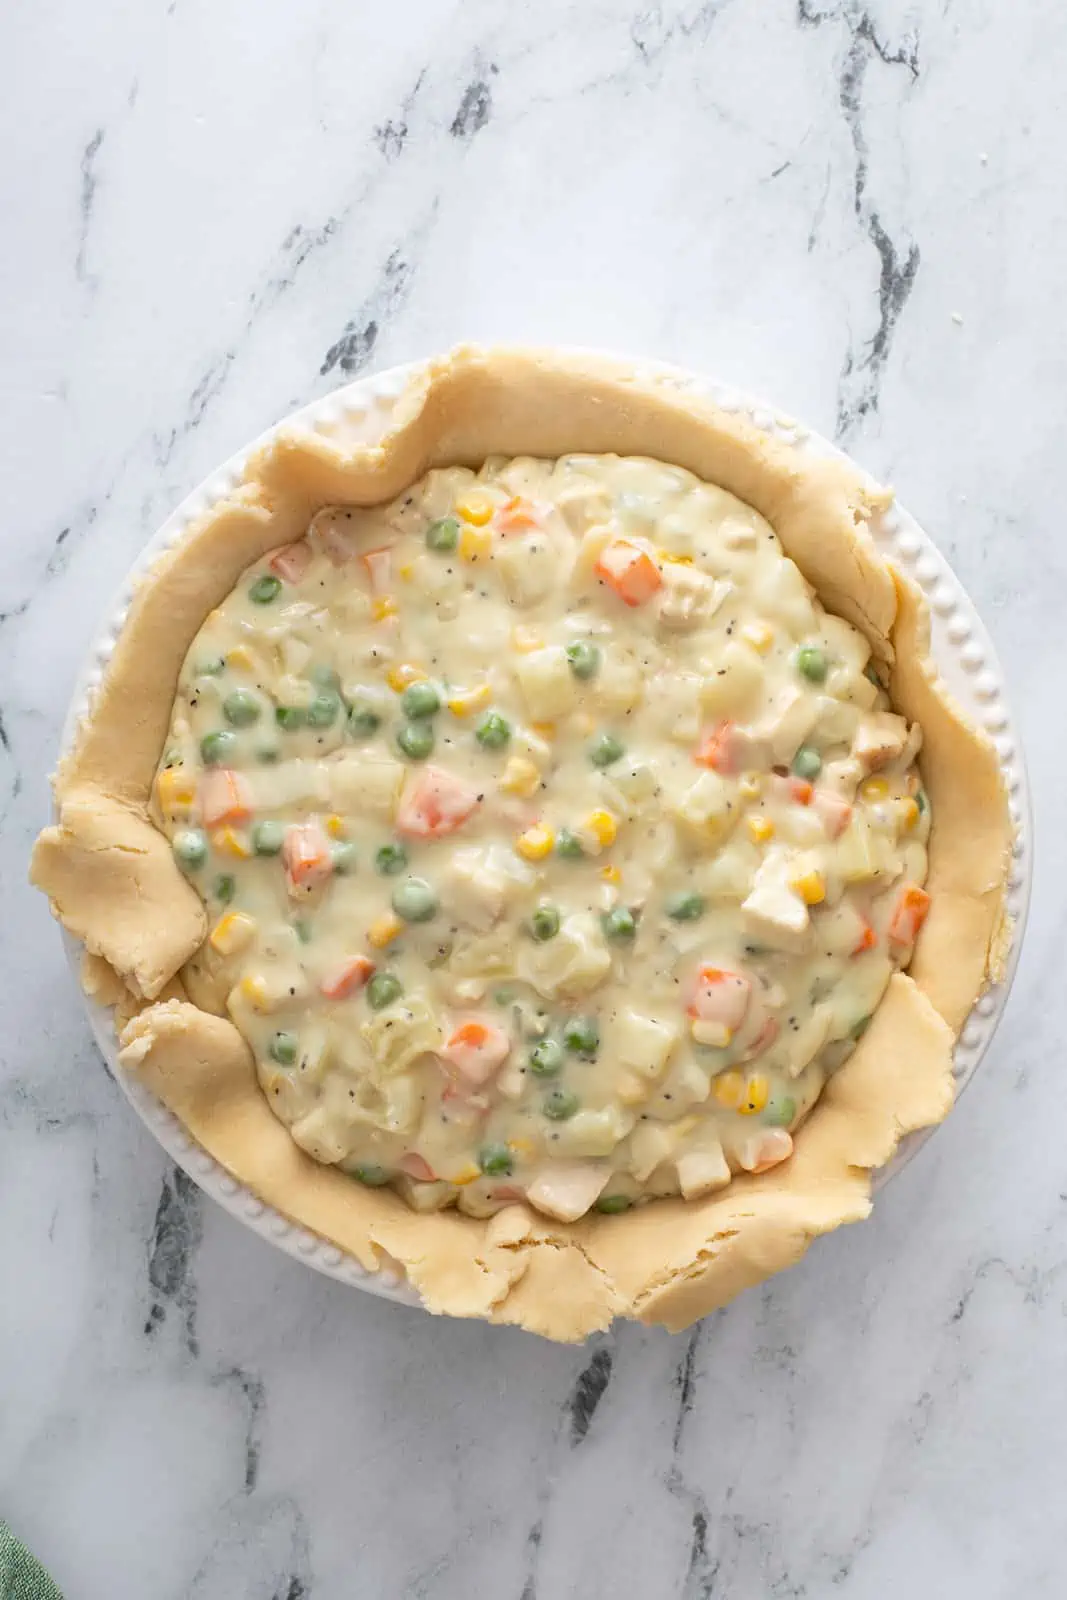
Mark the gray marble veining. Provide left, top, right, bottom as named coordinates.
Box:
left=1, top=1, right=1063, bottom=1596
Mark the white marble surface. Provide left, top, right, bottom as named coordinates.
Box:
left=1, top=1, right=1062, bottom=1595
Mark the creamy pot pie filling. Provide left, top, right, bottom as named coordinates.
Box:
left=154, top=454, right=931, bottom=1225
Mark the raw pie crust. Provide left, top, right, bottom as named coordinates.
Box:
left=31, top=348, right=1012, bottom=1341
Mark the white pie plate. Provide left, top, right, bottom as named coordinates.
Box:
left=57, top=353, right=1032, bottom=1315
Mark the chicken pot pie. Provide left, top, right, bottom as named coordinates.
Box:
left=31, top=347, right=1012, bottom=1341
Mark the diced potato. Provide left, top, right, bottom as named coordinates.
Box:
left=698, top=839, right=760, bottom=902
left=495, top=531, right=559, bottom=607
left=741, top=854, right=811, bottom=949
left=554, top=1105, right=635, bottom=1159
left=812, top=694, right=862, bottom=746
left=698, top=641, right=765, bottom=719
left=668, top=770, right=737, bottom=838
left=518, top=911, right=612, bottom=999
left=676, top=1146, right=731, bottom=1199
left=288, top=1106, right=348, bottom=1164
left=442, top=846, right=536, bottom=932
left=758, top=685, right=820, bottom=764
left=553, top=482, right=614, bottom=534
left=513, top=645, right=578, bottom=720
left=657, top=565, right=731, bottom=631
left=781, top=1002, right=834, bottom=1078
left=644, top=1055, right=713, bottom=1114
left=590, top=644, right=645, bottom=715
left=852, top=712, right=910, bottom=771
left=835, top=812, right=899, bottom=884
left=326, top=752, right=405, bottom=818
left=821, top=757, right=863, bottom=798
left=526, top=1162, right=608, bottom=1222
left=629, top=1120, right=687, bottom=1182
left=605, top=1009, right=681, bottom=1081
left=655, top=671, right=704, bottom=743
left=597, top=758, right=659, bottom=818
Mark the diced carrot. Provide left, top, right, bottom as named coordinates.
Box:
left=400, top=1152, right=436, bottom=1182
left=269, top=541, right=312, bottom=584
left=888, top=884, right=931, bottom=948
left=395, top=766, right=482, bottom=839
left=441, top=1019, right=512, bottom=1085
left=813, top=790, right=852, bottom=839
left=320, top=955, right=375, bottom=1000
left=495, top=496, right=543, bottom=534
left=594, top=539, right=663, bottom=606
left=694, top=720, right=742, bottom=776
left=200, top=769, right=253, bottom=828
left=360, top=546, right=392, bottom=592
left=687, top=967, right=752, bottom=1029
left=788, top=777, right=813, bottom=805
left=739, top=1015, right=780, bottom=1062
left=281, top=820, right=334, bottom=894
left=852, top=916, right=878, bottom=956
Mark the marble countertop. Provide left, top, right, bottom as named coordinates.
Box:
left=2, top=1, right=1062, bottom=1595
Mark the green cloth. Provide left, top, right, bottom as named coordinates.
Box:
left=0, top=1524, right=63, bottom=1600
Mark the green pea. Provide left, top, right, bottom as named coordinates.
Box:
left=249, top=574, right=282, bottom=605
left=401, top=681, right=441, bottom=719
left=595, top=1194, right=632, bottom=1214
left=529, top=904, right=561, bottom=942
left=601, top=906, right=637, bottom=941
left=366, top=972, right=403, bottom=1010
left=331, top=841, right=358, bottom=875
left=792, top=745, right=822, bottom=781
left=352, top=1164, right=391, bottom=1187
left=476, top=712, right=511, bottom=750
left=563, top=1016, right=599, bottom=1055
left=223, top=689, right=261, bottom=728
left=796, top=645, right=828, bottom=684
left=252, top=820, right=286, bottom=856
left=197, top=657, right=226, bottom=677
left=375, top=842, right=408, bottom=876
left=528, top=1038, right=564, bottom=1077
left=172, top=829, right=208, bottom=871
left=213, top=874, right=236, bottom=904
left=275, top=705, right=307, bottom=731
left=666, top=890, right=704, bottom=921
left=589, top=732, right=625, bottom=768
left=764, top=1094, right=796, bottom=1128
left=556, top=829, right=585, bottom=861
left=348, top=702, right=382, bottom=738
left=543, top=1088, right=580, bottom=1122
left=306, top=691, right=341, bottom=728
left=849, top=1014, right=872, bottom=1041
left=565, top=640, right=601, bottom=679
left=200, top=729, right=238, bottom=766
left=391, top=877, right=438, bottom=922
left=426, top=516, right=460, bottom=552
left=269, top=1031, right=298, bottom=1065
left=916, top=789, right=927, bottom=816
left=864, top=661, right=883, bottom=688
left=311, top=664, right=340, bottom=689
left=292, top=917, right=313, bottom=944
left=255, top=744, right=281, bottom=764
left=396, top=721, right=434, bottom=760
left=478, top=1144, right=513, bottom=1177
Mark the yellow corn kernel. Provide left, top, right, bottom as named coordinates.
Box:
left=516, top=824, right=555, bottom=862
left=156, top=768, right=197, bottom=813
left=860, top=776, right=890, bottom=803
left=456, top=489, right=494, bottom=525
left=741, top=621, right=774, bottom=653
left=368, top=912, right=404, bottom=948
left=447, top=682, right=492, bottom=718
left=325, top=814, right=347, bottom=839
left=226, top=644, right=256, bottom=671
left=499, top=756, right=541, bottom=798
left=898, top=797, right=920, bottom=831
left=211, top=826, right=252, bottom=860
left=738, top=771, right=763, bottom=801
left=511, top=625, right=544, bottom=652
left=739, top=1074, right=770, bottom=1115
left=398, top=562, right=414, bottom=582
left=601, top=864, right=622, bottom=885
left=712, top=1069, right=745, bottom=1110
left=386, top=663, right=425, bottom=693
left=239, top=974, right=270, bottom=1010
left=450, top=1163, right=481, bottom=1187
left=459, top=523, right=493, bottom=561
left=747, top=814, right=775, bottom=844
left=507, top=1137, right=535, bottom=1159
left=790, top=869, right=826, bottom=905
left=371, top=596, right=397, bottom=622
left=209, top=911, right=256, bottom=956
left=531, top=722, right=556, bottom=740
left=655, top=548, right=693, bottom=565
left=586, top=809, right=618, bottom=848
